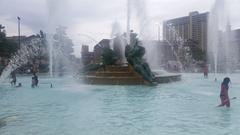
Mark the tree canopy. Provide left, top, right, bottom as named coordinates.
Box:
left=0, top=24, right=18, bottom=57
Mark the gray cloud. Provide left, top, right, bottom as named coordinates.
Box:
left=0, top=0, right=47, bottom=34
left=1, top=0, right=239, bottom=57
left=0, top=0, right=240, bottom=37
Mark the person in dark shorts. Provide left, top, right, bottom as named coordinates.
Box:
left=10, top=72, right=17, bottom=86
left=31, top=73, right=38, bottom=88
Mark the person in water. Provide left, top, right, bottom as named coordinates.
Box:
left=218, top=77, right=231, bottom=107
left=16, top=83, right=22, bottom=88
left=203, top=64, right=208, bottom=78
left=31, top=73, right=38, bottom=88
left=10, top=72, right=17, bottom=86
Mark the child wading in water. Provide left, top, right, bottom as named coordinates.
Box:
left=218, top=77, right=231, bottom=107
left=203, top=64, right=208, bottom=78
left=31, top=73, right=38, bottom=88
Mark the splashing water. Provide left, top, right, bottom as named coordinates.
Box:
left=127, top=0, right=160, bottom=68
left=46, top=0, right=73, bottom=76
left=0, top=39, right=42, bottom=83
left=165, top=24, right=185, bottom=67
left=207, top=0, right=238, bottom=73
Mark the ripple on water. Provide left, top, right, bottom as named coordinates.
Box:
left=0, top=74, right=240, bottom=135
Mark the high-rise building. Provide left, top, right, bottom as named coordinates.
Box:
left=163, top=11, right=209, bottom=51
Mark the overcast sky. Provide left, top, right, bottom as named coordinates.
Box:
left=1, top=0, right=240, bottom=56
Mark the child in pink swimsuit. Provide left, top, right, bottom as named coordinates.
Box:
left=218, top=77, right=231, bottom=107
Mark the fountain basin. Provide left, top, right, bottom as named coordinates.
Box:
left=155, top=74, right=181, bottom=83
left=78, top=65, right=181, bottom=85
left=1, top=73, right=240, bottom=135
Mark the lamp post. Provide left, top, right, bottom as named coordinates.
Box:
left=17, top=16, right=21, bottom=49
left=126, top=0, right=131, bottom=44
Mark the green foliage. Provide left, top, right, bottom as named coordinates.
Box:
left=191, top=47, right=206, bottom=61
left=187, top=39, right=206, bottom=61
left=0, top=24, right=5, bottom=38
left=101, top=47, right=118, bottom=65
left=0, top=24, right=18, bottom=57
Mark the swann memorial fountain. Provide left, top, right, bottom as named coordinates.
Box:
left=78, top=31, right=181, bottom=85
left=76, top=0, right=181, bottom=85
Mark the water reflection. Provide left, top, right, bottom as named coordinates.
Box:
left=218, top=108, right=231, bottom=128
left=0, top=118, right=7, bottom=128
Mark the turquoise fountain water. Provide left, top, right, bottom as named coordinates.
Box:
left=1, top=74, right=240, bottom=135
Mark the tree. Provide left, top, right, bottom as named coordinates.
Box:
left=0, top=24, right=6, bottom=39
left=0, top=24, right=18, bottom=57
left=186, top=39, right=206, bottom=61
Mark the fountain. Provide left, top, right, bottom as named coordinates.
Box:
left=78, top=31, right=181, bottom=85
left=2, top=1, right=240, bottom=134
left=47, top=0, right=76, bottom=76
left=127, top=0, right=183, bottom=71
left=127, top=0, right=182, bottom=82
left=207, top=0, right=238, bottom=73
left=0, top=39, right=42, bottom=83
left=77, top=0, right=181, bottom=85
left=110, top=21, right=126, bottom=64
left=164, top=23, right=185, bottom=70
left=46, top=0, right=74, bottom=77
left=46, top=0, right=57, bottom=77
left=0, top=0, right=181, bottom=85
